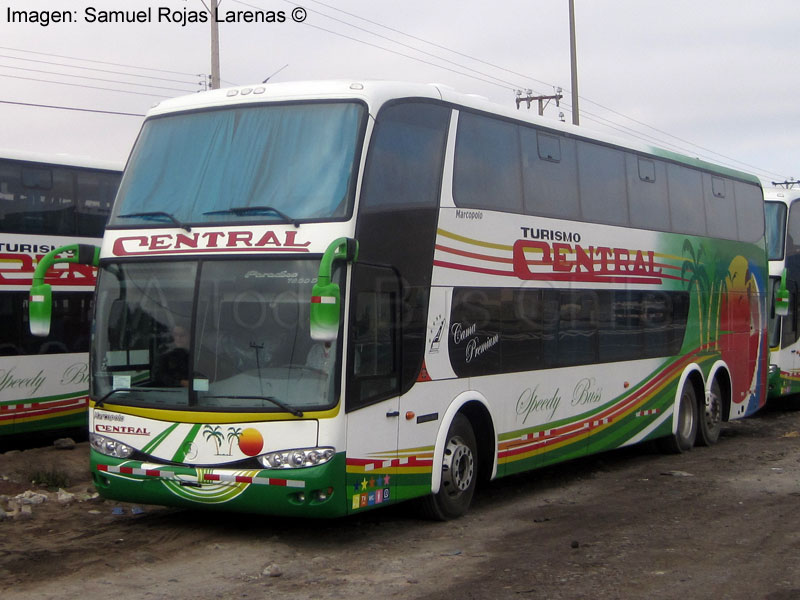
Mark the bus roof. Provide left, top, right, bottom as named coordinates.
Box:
left=0, top=148, right=123, bottom=173
left=145, top=79, right=761, bottom=186
left=763, top=186, right=800, bottom=204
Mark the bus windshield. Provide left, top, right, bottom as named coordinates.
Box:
left=109, top=102, right=365, bottom=227
left=92, top=258, right=341, bottom=412
left=765, top=201, right=787, bottom=260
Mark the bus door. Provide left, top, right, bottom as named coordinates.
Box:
left=345, top=264, right=401, bottom=512
left=779, top=279, right=800, bottom=384
left=781, top=203, right=800, bottom=386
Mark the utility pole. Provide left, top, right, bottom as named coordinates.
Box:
left=201, top=0, right=221, bottom=89
left=210, top=0, right=220, bottom=89
left=773, top=180, right=800, bottom=189
left=516, top=89, right=563, bottom=115
left=568, top=0, right=579, bottom=125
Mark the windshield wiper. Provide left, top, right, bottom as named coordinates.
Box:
left=203, top=205, right=299, bottom=228
left=118, top=211, right=191, bottom=232
left=204, top=395, right=304, bottom=417
left=94, top=387, right=162, bottom=409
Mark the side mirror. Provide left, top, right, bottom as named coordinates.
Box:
left=28, top=244, right=100, bottom=337
left=310, top=238, right=358, bottom=342
left=776, top=268, right=790, bottom=318
left=29, top=282, right=53, bottom=337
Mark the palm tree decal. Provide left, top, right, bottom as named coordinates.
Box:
left=227, top=427, right=243, bottom=455
left=203, top=425, right=224, bottom=455
left=708, top=255, right=732, bottom=350
left=681, top=240, right=711, bottom=347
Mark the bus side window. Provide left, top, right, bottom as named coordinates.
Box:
left=76, top=171, right=116, bottom=237
left=667, top=163, right=706, bottom=236
left=734, top=181, right=765, bottom=243
left=627, top=155, right=669, bottom=231
left=576, top=141, right=628, bottom=227
left=520, top=128, right=580, bottom=220
left=704, top=175, right=737, bottom=240
left=453, top=111, right=523, bottom=213
left=360, top=102, right=449, bottom=210
left=557, top=290, right=599, bottom=366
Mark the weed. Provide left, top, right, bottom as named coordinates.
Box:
left=28, top=468, right=71, bottom=490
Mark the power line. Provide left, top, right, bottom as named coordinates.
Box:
left=266, top=0, right=531, bottom=92
left=305, top=21, right=523, bottom=91
left=0, top=53, right=204, bottom=86
left=301, top=0, right=555, bottom=91
left=277, top=0, right=787, bottom=179
left=0, top=99, right=144, bottom=117
left=0, top=63, right=199, bottom=94
left=0, top=45, right=200, bottom=77
left=0, top=73, right=172, bottom=98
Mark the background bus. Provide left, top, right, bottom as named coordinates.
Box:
left=1, top=150, right=122, bottom=437
left=764, top=186, right=800, bottom=398
left=31, top=81, right=767, bottom=519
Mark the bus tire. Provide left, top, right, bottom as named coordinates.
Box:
left=696, top=378, right=722, bottom=446
left=421, top=413, right=477, bottom=520
left=658, top=380, right=698, bottom=454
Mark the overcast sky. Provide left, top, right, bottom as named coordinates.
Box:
left=1, top=0, right=798, bottom=184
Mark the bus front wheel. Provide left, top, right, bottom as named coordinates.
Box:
left=421, top=413, right=477, bottom=520
left=658, top=381, right=698, bottom=454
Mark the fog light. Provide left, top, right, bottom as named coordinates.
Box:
left=314, top=487, right=333, bottom=502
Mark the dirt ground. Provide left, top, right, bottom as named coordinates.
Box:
left=3, top=400, right=800, bottom=600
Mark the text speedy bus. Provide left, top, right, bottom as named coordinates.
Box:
left=30, top=82, right=768, bottom=518
left=764, top=186, right=800, bottom=397
left=1, top=151, right=121, bottom=436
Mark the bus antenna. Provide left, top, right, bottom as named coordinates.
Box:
left=263, top=64, right=289, bottom=84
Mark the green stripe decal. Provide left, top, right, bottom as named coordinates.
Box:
left=141, top=422, right=180, bottom=455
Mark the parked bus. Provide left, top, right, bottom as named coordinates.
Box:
left=764, top=186, right=800, bottom=398
left=1, top=150, right=121, bottom=436
left=30, top=82, right=768, bottom=518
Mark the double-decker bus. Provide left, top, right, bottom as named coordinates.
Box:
left=1, top=151, right=121, bottom=436
left=764, top=186, right=800, bottom=397
left=30, top=82, right=768, bottom=518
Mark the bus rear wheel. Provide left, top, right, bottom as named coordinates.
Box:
left=421, top=414, right=477, bottom=520
left=658, top=380, right=698, bottom=454
left=696, top=378, right=722, bottom=446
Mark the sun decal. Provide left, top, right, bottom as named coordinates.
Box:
left=238, top=428, right=264, bottom=456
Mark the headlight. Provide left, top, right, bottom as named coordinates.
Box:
left=90, top=433, right=134, bottom=458
left=769, top=364, right=780, bottom=376
left=257, top=447, right=335, bottom=469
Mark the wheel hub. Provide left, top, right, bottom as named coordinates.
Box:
left=442, top=436, right=474, bottom=494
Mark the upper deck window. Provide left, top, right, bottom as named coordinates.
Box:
left=360, top=101, right=450, bottom=210
left=454, top=112, right=523, bottom=213
left=765, top=201, right=787, bottom=260
left=0, top=160, right=118, bottom=236
left=110, top=101, right=366, bottom=227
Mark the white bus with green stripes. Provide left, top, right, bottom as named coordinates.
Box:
left=30, top=81, right=768, bottom=518
left=1, top=150, right=121, bottom=437
left=764, top=186, right=800, bottom=398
